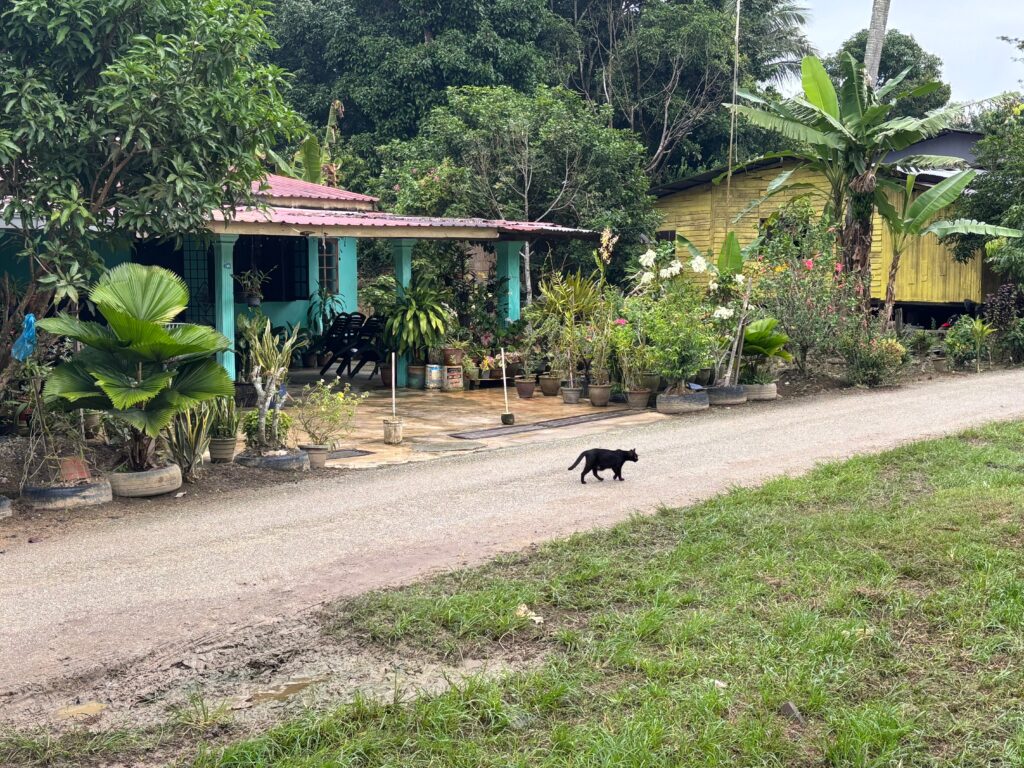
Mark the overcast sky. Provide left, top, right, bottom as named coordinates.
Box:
left=799, top=1, right=1024, bottom=102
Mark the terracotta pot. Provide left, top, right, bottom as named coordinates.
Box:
left=514, top=378, right=536, bottom=399
left=407, top=365, right=426, bottom=389
left=380, top=363, right=393, bottom=386
left=235, top=452, right=310, bottom=471
left=299, top=444, right=330, bottom=469
left=59, top=457, right=91, bottom=483
left=656, top=391, right=709, bottom=414
left=707, top=385, right=748, bottom=406
left=539, top=374, right=562, bottom=397
left=383, top=417, right=403, bottom=445
left=561, top=386, right=583, bottom=404
left=442, top=348, right=465, bottom=366
left=22, top=480, right=112, bottom=511
left=108, top=464, right=182, bottom=497
left=209, top=437, right=238, bottom=463
left=588, top=383, right=612, bottom=407
left=501, top=413, right=515, bottom=425
left=742, top=383, right=777, bottom=401
left=317, top=353, right=331, bottom=367
left=625, top=389, right=651, bottom=410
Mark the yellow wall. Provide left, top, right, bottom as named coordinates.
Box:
left=654, top=162, right=982, bottom=304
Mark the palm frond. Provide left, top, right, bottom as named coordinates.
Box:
left=89, top=262, right=188, bottom=325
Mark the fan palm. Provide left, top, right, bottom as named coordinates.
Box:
left=38, top=263, right=233, bottom=470
left=729, top=53, right=963, bottom=307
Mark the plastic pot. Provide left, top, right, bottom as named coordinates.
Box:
left=407, top=365, right=426, bottom=389
left=209, top=437, right=238, bottom=463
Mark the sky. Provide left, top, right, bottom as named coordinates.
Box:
left=799, top=1, right=1024, bottom=102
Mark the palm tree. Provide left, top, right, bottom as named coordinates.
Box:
left=730, top=53, right=961, bottom=308
left=864, top=0, right=892, bottom=85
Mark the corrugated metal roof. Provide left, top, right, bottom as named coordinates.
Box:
left=253, top=174, right=379, bottom=204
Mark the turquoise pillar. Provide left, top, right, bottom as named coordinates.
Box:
left=213, top=234, right=239, bottom=380
left=307, top=236, right=321, bottom=306
left=496, top=241, right=523, bottom=325
left=391, top=239, right=415, bottom=387
left=338, top=237, right=358, bottom=312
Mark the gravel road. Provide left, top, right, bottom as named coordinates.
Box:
left=3, top=370, right=1023, bottom=708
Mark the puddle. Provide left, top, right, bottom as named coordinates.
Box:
left=243, top=676, right=327, bottom=705
left=56, top=701, right=106, bottom=720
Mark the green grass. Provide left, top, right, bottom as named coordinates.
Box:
left=13, top=422, right=1024, bottom=767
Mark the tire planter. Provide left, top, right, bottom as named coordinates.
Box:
left=707, top=385, right=748, bottom=406
left=514, top=378, right=536, bottom=399
left=626, top=389, right=651, bottom=410
left=742, top=383, right=777, bottom=401
left=539, top=375, right=562, bottom=397
left=407, top=365, right=426, bottom=389
left=425, top=364, right=444, bottom=390
left=588, top=383, right=612, bottom=407
left=656, top=391, right=709, bottom=414
left=22, top=480, right=112, bottom=511
left=209, top=437, right=239, bottom=463
left=108, top=464, right=182, bottom=497
left=235, top=452, right=310, bottom=472
left=299, top=444, right=330, bottom=469
left=561, top=386, right=583, bottom=404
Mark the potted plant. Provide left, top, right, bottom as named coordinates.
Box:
left=233, top=266, right=275, bottom=307
left=586, top=312, right=614, bottom=407
left=209, top=396, right=241, bottom=462
left=639, top=290, right=715, bottom=414
left=295, top=381, right=367, bottom=469
left=513, top=322, right=542, bottom=399
left=39, top=264, right=234, bottom=497
left=462, top=355, right=480, bottom=386
left=740, top=318, right=792, bottom=401
left=479, top=355, right=495, bottom=380
left=162, top=404, right=213, bottom=483
left=611, top=317, right=654, bottom=410
left=442, top=334, right=469, bottom=367
left=384, top=281, right=446, bottom=390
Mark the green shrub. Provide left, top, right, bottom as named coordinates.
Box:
left=905, top=329, right=934, bottom=357
left=242, top=410, right=292, bottom=450
left=162, top=405, right=212, bottom=483
left=839, top=318, right=907, bottom=386
left=1000, top=317, right=1024, bottom=363
left=944, top=316, right=978, bottom=369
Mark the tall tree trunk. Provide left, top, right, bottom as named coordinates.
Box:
left=863, top=0, right=891, bottom=86
left=844, top=182, right=877, bottom=313
left=883, top=248, right=903, bottom=324
left=523, top=242, right=533, bottom=305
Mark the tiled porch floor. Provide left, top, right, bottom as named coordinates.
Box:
left=283, top=368, right=665, bottom=468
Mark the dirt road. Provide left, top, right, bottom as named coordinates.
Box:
left=3, top=371, right=1023, bottom=721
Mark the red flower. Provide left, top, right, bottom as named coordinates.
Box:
left=834, top=263, right=843, bottom=274
left=803, top=259, right=814, bottom=270
left=614, top=318, right=628, bottom=326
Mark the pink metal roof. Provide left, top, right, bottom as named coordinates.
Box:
left=213, top=205, right=596, bottom=240
left=252, top=174, right=378, bottom=204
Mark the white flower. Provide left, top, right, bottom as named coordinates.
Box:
left=639, top=249, right=657, bottom=268
left=659, top=267, right=672, bottom=279
left=713, top=306, right=735, bottom=320
left=689, top=255, right=708, bottom=274
left=734, top=273, right=746, bottom=285
left=639, top=272, right=654, bottom=285
left=708, top=280, right=719, bottom=292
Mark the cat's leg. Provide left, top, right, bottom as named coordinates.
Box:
left=580, top=460, right=590, bottom=484
left=592, top=468, right=604, bottom=481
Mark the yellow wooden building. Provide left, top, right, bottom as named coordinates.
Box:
left=652, top=137, right=995, bottom=317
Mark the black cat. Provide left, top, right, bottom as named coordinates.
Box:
left=568, top=448, right=639, bottom=484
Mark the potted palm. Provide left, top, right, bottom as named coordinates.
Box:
left=740, top=318, right=792, bottom=401
left=39, top=264, right=234, bottom=497
left=209, top=397, right=241, bottom=462
left=384, top=281, right=446, bottom=390
left=295, top=381, right=367, bottom=469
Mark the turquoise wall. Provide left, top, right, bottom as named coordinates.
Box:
left=234, top=301, right=308, bottom=331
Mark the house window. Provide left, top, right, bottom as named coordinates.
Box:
left=319, top=240, right=339, bottom=294
left=233, top=235, right=308, bottom=302
left=655, top=230, right=676, bottom=242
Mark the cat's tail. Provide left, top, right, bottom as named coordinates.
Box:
left=568, top=452, right=585, bottom=471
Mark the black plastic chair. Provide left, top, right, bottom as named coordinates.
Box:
left=346, top=316, right=387, bottom=378
left=318, top=312, right=365, bottom=376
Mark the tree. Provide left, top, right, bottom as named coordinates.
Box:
left=730, top=54, right=961, bottom=308
left=863, top=0, right=891, bottom=85
left=826, top=29, right=951, bottom=118
left=0, top=0, right=301, bottom=392
left=375, top=85, right=658, bottom=299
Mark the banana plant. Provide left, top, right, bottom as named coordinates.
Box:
left=875, top=170, right=1023, bottom=322
left=38, top=263, right=233, bottom=471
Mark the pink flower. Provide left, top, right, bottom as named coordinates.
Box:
left=803, top=259, right=814, bottom=270
left=835, top=263, right=843, bottom=274
left=614, top=318, right=628, bottom=326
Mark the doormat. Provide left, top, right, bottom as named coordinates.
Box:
left=328, top=448, right=373, bottom=459
left=450, top=409, right=634, bottom=440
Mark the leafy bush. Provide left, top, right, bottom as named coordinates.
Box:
left=294, top=382, right=367, bottom=448
left=984, top=284, right=1024, bottom=333
left=162, top=406, right=212, bottom=483
left=944, top=315, right=981, bottom=369
left=838, top=318, right=907, bottom=386
left=1001, top=317, right=1024, bottom=363
left=904, top=329, right=934, bottom=357
left=243, top=410, right=292, bottom=451
left=741, top=318, right=792, bottom=384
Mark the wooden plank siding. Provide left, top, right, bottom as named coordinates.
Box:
left=654, top=161, right=982, bottom=305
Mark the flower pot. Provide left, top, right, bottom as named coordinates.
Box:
left=427, top=349, right=444, bottom=365
left=209, top=436, right=238, bottom=463
left=742, top=383, right=777, bottom=401
left=932, top=357, right=948, bottom=373
left=317, top=353, right=330, bottom=367
left=108, top=464, right=182, bottom=497
left=514, top=377, right=536, bottom=399
left=407, top=365, right=426, bottom=389
left=302, top=352, right=318, bottom=368
left=425, top=363, right=444, bottom=390
left=380, top=363, right=393, bottom=386
left=245, top=294, right=261, bottom=307
left=59, top=457, right=91, bottom=483
left=501, top=413, right=515, bottom=425
left=707, top=385, right=747, bottom=406
left=479, top=369, right=491, bottom=380
left=235, top=452, right=310, bottom=471
left=588, top=383, right=612, bottom=407
left=82, top=411, right=102, bottom=438
left=561, top=386, right=583, bottom=404
left=641, top=373, right=661, bottom=406
left=299, top=444, right=330, bottom=469
left=656, top=391, right=709, bottom=414
left=539, top=374, right=562, bottom=397
left=464, top=366, right=480, bottom=382
left=383, top=417, right=403, bottom=445
left=443, top=348, right=465, bottom=366
left=22, top=480, right=112, bottom=511
left=626, top=389, right=651, bottom=410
